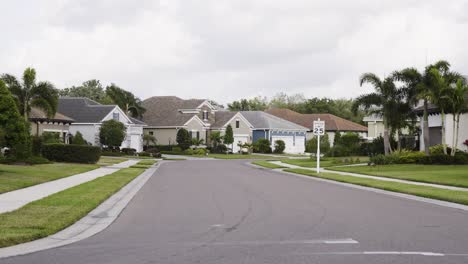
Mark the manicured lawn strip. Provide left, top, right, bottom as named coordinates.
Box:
left=97, top=157, right=129, bottom=166
left=0, top=167, right=146, bottom=248
left=136, top=160, right=157, bottom=166
left=327, top=165, right=468, bottom=188
left=252, top=160, right=287, bottom=169
left=282, top=156, right=369, bottom=168
left=162, top=157, right=186, bottom=160
left=207, top=154, right=272, bottom=159
left=284, top=168, right=468, bottom=205
left=0, top=163, right=99, bottom=194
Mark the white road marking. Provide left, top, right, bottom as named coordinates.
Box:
left=296, top=251, right=447, bottom=257
left=177, top=238, right=359, bottom=246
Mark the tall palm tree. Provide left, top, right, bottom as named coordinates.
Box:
left=352, top=73, right=404, bottom=155
left=1, top=67, right=58, bottom=120
left=445, top=79, right=468, bottom=155
left=105, top=84, right=146, bottom=118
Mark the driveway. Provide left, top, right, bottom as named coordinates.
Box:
left=3, top=160, right=468, bottom=264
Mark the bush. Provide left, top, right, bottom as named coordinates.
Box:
left=184, top=148, right=194, bottom=155
left=254, top=139, right=272, bottom=153
left=99, top=120, right=126, bottom=148
left=370, top=151, right=468, bottom=165
left=153, top=145, right=173, bottom=151
left=137, top=152, right=151, bottom=157
left=306, top=134, right=330, bottom=154
left=71, top=131, right=87, bottom=145
left=41, top=131, right=61, bottom=144
left=42, top=144, right=101, bottom=164
left=172, top=146, right=182, bottom=153
left=101, top=151, right=126, bottom=157
left=121, top=148, right=136, bottom=156
left=212, top=144, right=228, bottom=154
left=193, top=148, right=207, bottom=155
left=176, top=128, right=191, bottom=150
left=273, top=140, right=286, bottom=154
left=32, top=136, right=43, bottom=156
left=429, top=144, right=463, bottom=155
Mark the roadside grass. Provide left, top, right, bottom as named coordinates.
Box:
left=0, top=167, right=146, bottom=248
left=282, top=156, right=369, bottom=168
left=162, top=157, right=186, bottom=160
left=129, top=160, right=157, bottom=169
left=0, top=163, right=99, bottom=194
left=328, top=164, right=468, bottom=188
left=284, top=168, right=468, bottom=206
left=207, top=154, right=272, bottom=159
left=252, top=160, right=286, bottom=169
left=97, top=157, right=129, bottom=166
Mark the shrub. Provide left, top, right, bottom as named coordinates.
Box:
left=99, top=120, right=126, bottom=148
left=224, top=125, right=234, bottom=146
left=212, top=144, right=228, bottom=154
left=172, top=146, right=182, bottom=153
left=273, top=140, right=286, bottom=154
left=306, top=134, right=330, bottom=154
left=184, top=148, right=194, bottom=155
left=370, top=151, right=468, bottom=165
left=41, top=131, right=61, bottom=144
left=397, top=151, right=426, bottom=164
left=42, top=144, right=101, bottom=164
left=24, top=156, right=51, bottom=165
left=193, top=148, right=207, bottom=155
left=32, top=136, right=43, bottom=156
left=254, top=139, right=271, bottom=153
left=429, top=144, right=463, bottom=155
left=101, top=151, right=126, bottom=157
left=137, top=152, right=151, bottom=157
left=71, top=131, right=87, bottom=145
left=176, top=128, right=191, bottom=150
left=153, top=145, right=173, bottom=151
left=121, top=148, right=136, bottom=155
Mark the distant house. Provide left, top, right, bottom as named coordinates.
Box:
left=414, top=104, right=468, bottom=152
left=266, top=108, right=367, bottom=145
left=29, top=107, right=74, bottom=143
left=142, top=96, right=308, bottom=153
left=57, top=97, right=146, bottom=152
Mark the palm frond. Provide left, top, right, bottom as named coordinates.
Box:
left=359, top=73, right=382, bottom=88
left=352, top=93, right=383, bottom=114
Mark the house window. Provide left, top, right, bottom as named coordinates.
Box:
left=113, top=112, right=119, bottom=120
left=236, top=120, right=240, bottom=128
left=203, top=111, right=208, bottom=120
left=149, top=131, right=154, bottom=136
left=196, top=131, right=200, bottom=140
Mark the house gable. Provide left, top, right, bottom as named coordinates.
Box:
left=101, top=106, right=133, bottom=125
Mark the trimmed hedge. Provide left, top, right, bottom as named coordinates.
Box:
left=42, top=144, right=101, bottom=164
left=371, top=152, right=468, bottom=165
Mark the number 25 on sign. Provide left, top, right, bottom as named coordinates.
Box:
left=313, top=119, right=325, bottom=173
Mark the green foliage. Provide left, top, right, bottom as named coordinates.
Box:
left=0, top=128, right=5, bottom=148
left=0, top=80, right=31, bottom=159
left=254, top=138, right=272, bottom=153
left=429, top=144, right=462, bottom=155
left=99, top=120, right=126, bottom=148
left=224, top=125, right=234, bottom=145
left=143, top=134, right=157, bottom=148
left=227, top=96, right=268, bottom=111
left=59, top=80, right=112, bottom=104
left=176, top=128, right=191, bottom=150
left=370, top=151, right=467, bottom=165
left=31, top=136, right=43, bottom=156
left=191, top=138, right=205, bottom=146
left=121, top=148, right=136, bottom=155
left=41, top=131, right=61, bottom=144
left=273, top=140, right=286, bottom=153
left=329, top=132, right=360, bottom=157
left=71, top=131, right=87, bottom=145
left=105, top=84, right=146, bottom=118
left=306, top=134, right=330, bottom=154
left=42, top=144, right=101, bottom=164
left=1, top=67, right=58, bottom=120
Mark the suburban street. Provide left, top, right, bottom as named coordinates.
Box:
left=3, top=160, right=468, bottom=264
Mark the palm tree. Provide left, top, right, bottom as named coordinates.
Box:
left=143, top=134, right=157, bottom=149
left=1, top=67, right=58, bottom=120
left=393, top=60, right=458, bottom=155
left=105, top=84, right=146, bottom=118
left=445, top=79, right=468, bottom=155
left=352, top=73, right=405, bottom=155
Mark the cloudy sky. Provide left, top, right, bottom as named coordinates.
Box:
left=2, top=0, right=468, bottom=104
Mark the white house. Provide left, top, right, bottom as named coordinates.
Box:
left=57, top=97, right=146, bottom=152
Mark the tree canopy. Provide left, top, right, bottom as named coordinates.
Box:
left=99, top=120, right=126, bottom=148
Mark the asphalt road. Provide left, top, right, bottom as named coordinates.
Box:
left=3, top=160, right=468, bottom=264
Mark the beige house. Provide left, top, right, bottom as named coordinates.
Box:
left=29, top=107, right=74, bottom=143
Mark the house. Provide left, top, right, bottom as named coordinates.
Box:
left=414, top=104, right=468, bottom=152
left=57, top=97, right=146, bottom=152
left=29, top=107, right=74, bottom=143
left=363, top=114, right=417, bottom=141
left=266, top=108, right=367, bottom=146
left=141, top=96, right=309, bottom=153
left=240, top=111, right=308, bottom=153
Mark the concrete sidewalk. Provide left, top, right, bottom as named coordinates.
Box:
left=269, top=160, right=468, bottom=192
left=0, top=159, right=139, bottom=214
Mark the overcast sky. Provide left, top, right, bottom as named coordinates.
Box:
left=2, top=0, right=468, bottom=104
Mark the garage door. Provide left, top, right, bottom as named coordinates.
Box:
left=271, top=135, right=305, bottom=154
left=232, top=135, right=249, bottom=153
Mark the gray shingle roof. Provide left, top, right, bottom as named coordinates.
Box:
left=142, top=96, right=208, bottom=127
left=240, top=111, right=308, bottom=131
left=211, top=111, right=237, bottom=129
left=29, top=107, right=74, bottom=123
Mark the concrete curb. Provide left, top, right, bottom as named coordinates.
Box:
left=246, top=162, right=468, bottom=212
left=0, top=162, right=162, bottom=259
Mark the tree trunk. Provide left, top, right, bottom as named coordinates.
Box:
left=383, top=119, right=391, bottom=155
left=397, top=130, right=402, bottom=152
left=423, top=100, right=430, bottom=156
left=454, top=114, right=460, bottom=156
left=451, top=114, right=457, bottom=156
left=441, top=110, right=447, bottom=155
left=24, top=103, right=28, bottom=121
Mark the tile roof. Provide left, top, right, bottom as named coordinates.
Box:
left=29, top=107, right=74, bottom=123
left=266, top=108, right=367, bottom=132
left=240, top=111, right=308, bottom=130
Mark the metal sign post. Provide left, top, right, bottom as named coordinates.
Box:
left=313, top=118, right=325, bottom=173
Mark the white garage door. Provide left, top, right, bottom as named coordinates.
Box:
left=271, top=135, right=305, bottom=154
left=232, top=135, right=249, bottom=153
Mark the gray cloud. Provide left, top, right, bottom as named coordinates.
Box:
left=1, top=0, right=467, bottom=104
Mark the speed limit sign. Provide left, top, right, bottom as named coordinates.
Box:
left=313, top=120, right=325, bottom=135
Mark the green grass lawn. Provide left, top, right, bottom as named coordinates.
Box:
left=0, top=163, right=99, bottom=194
left=285, top=168, right=468, bottom=206
left=207, top=154, right=273, bottom=159
left=97, top=157, right=129, bottom=166
left=0, top=167, right=146, bottom=248
left=252, top=160, right=287, bottom=169
left=129, top=160, right=157, bottom=169
left=328, top=164, right=468, bottom=188
left=281, top=156, right=369, bottom=168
